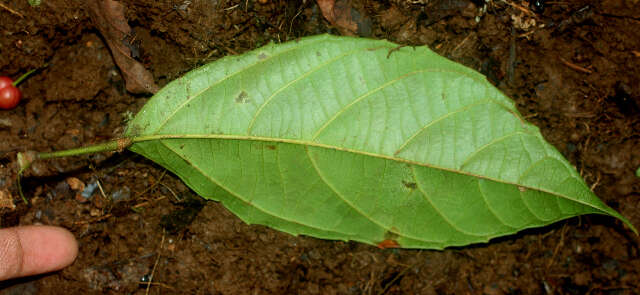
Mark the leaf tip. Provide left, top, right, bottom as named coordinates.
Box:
left=626, top=221, right=639, bottom=236
left=611, top=211, right=638, bottom=235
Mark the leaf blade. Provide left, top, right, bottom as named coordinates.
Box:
left=126, top=34, right=635, bottom=249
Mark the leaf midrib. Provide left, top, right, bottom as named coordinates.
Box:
left=129, top=133, right=606, bottom=214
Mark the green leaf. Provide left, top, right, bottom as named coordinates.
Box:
left=124, top=34, right=635, bottom=249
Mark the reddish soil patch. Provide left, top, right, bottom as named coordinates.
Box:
left=1, top=0, right=640, bottom=294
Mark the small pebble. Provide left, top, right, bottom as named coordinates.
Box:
left=82, top=181, right=98, bottom=198
left=66, top=177, right=85, bottom=191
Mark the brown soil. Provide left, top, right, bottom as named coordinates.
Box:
left=1, top=0, right=640, bottom=294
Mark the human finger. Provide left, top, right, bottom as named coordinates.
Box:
left=0, top=225, right=78, bottom=281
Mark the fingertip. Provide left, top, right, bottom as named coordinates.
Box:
left=0, top=225, right=78, bottom=280
left=18, top=225, right=78, bottom=275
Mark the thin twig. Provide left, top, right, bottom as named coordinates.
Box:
left=134, top=170, right=167, bottom=198
left=75, top=191, right=169, bottom=225
left=289, top=5, right=305, bottom=34
left=590, top=172, right=601, bottom=191
left=547, top=223, right=567, bottom=268
left=500, top=0, right=535, bottom=17
left=146, top=230, right=166, bottom=295
left=364, top=270, right=375, bottom=295
left=0, top=3, right=24, bottom=18
left=518, top=30, right=537, bottom=39
left=378, top=264, right=413, bottom=295
left=158, top=182, right=180, bottom=201
left=96, top=179, right=108, bottom=199
left=559, top=57, right=593, bottom=74
left=224, top=4, right=239, bottom=10
left=217, top=42, right=239, bottom=55
left=452, top=34, right=471, bottom=55
left=132, top=196, right=167, bottom=210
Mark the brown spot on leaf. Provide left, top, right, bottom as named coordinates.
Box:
left=126, top=124, right=143, bottom=137
left=258, top=53, right=268, bottom=60
left=518, top=186, right=527, bottom=192
left=266, top=145, right=276, bottom=150
left=235, top=91, right=250, bottom=103
left=402, top=180, right=417, bottom=190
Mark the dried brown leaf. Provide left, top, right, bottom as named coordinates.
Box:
left=88, top=0, right=159, bottom=94
left=66, top=177, right=85, bottom=191
left=0, top=189, right=16, bottom=210
left=317, top=0, right=371, bottom=36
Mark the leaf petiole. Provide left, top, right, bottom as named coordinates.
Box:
left=36, top=138, right=131, bottom=160
left=17, top=138, right=131, bottom=204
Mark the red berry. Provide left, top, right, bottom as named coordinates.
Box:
left=0, top=85, right=21, bottom=109
left=0, top=76, right=13, bottom=89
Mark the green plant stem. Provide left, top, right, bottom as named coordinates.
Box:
left=17, top=138, right=131, bottom=205
left=12, top=69, right=37, bottom=86
left=37, top=138, right=130, bottom=160
left=17, top=174, right=28, bottom=204
left=12, top=63, right=48, bottom=86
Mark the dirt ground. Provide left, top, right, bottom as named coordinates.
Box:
left=1, top=0, right=640, bottom=294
